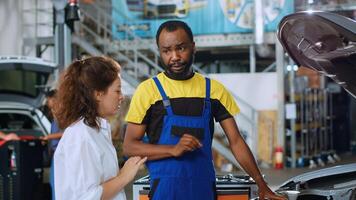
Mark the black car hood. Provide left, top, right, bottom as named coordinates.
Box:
left=277, top=11, right=356, bottom=98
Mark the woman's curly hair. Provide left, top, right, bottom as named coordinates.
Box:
left=55, top=56, right=120, bottom=130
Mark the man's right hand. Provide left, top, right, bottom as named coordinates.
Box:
left=171, top=134, right=202, bottom=157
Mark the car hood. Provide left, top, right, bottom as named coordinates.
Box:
left=276, top=163, right=356, bottom=200
left=277, top=11, right=356, bottom=98
left=278, top=163, right=356, bottom=188
left=0, top=56, right=57, bottom=108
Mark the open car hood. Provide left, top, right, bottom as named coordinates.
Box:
left=0, top=56, right=57, bottom=108
left=277, top=11, right=356, bottom=98
left=276, top=163, right=356, bottom=200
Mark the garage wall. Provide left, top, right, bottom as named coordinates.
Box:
left=0, top=0, right=23, bottom=55
left=210, top=72, right=278, bottom=110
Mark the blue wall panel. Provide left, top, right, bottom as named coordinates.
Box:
left=112, top=0, right=294, bottom=39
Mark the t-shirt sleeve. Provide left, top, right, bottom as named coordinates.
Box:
left=125, top=80, right=157, bottom=124
left=211, top=79, right=240, bottom=121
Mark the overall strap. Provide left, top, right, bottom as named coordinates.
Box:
left=202, top=77, right=211, bottom=114
left=153, top=77, right=173, bottom=115
left=205, top=77, right=211, bottom=100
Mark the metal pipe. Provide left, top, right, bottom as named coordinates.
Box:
left=289, top=60, right=296, bottom=168
left=249, top=45, right=256, bottom=73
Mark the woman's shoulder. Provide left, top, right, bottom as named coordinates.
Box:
left=60, top=119, right=92, bottom=142
left=56, top=119, right=99, bottom=153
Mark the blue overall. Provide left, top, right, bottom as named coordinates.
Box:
left=146, top=77, right=216, bottom=200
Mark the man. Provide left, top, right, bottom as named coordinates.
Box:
left=40, top=89, right=63, bottom=200
left=123, top=20, right=285, bottom=200
left=40, top=89, right=63, bottom=149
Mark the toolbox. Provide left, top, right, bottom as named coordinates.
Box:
left=133, top=174, right=258, bottom=200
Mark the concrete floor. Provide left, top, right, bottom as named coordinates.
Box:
left=125, top=152, right=356, bottom=200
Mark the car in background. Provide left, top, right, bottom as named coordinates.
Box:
left=0, top=56, right=57, bottom=199
left=143, top=0, right=189, bottom=18
left=0, top=56, right=56, bottom=138
left=126, top=0, right=145, bottom=12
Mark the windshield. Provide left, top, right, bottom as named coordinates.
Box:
left=0, top=69, right=49, bottom=98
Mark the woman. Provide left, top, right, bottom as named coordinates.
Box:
left=54, top=56, right=146, bottom=200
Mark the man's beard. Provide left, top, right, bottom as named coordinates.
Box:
left=161, top=55, right=195, bottom=80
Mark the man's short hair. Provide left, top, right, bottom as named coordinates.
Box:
left=45, top=89, right=57, bottom=98
left=156, top=20, right=194, bottom=47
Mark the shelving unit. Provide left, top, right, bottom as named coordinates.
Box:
left=285, top=85, right=338, bottom=168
